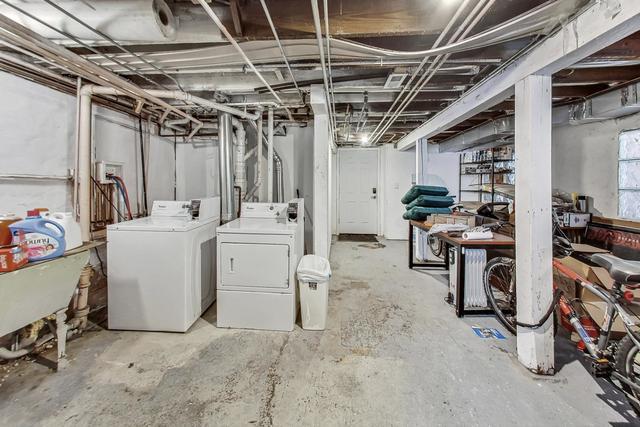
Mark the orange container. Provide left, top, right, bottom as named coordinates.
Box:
left=0, top=242, right=28, bottom=272
left=0, top=214, right=21, bottom=246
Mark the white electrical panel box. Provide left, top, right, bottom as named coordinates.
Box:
left=95, top=160, right=124, bottom=184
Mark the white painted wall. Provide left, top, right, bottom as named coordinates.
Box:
left=176, top=140, right=219, bottom=201
left=382, top=145, right=415, bottom=240
left=424, top=142, right=460, bottom=199
left=272, top=133, right=295, bottom=201
left=552, top=114, right=640, bottom=218
left=291, top=126, right=315, bottom=251
left=0, top=72, right=75, bottom=216
left=0, top=71, right=178, bottom=218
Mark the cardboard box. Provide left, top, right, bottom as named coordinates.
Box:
left=556, top=251, right=640, bottom=334
left=432, top=213, right=476, bottom=227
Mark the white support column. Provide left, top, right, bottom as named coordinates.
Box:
left=310, top=84, right=331, bottom=258
left=515, top=74, right=554, bottom=374
left=267, top=107, right=274, bottom=203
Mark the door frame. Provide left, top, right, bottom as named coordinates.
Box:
left=336, top=147, right=382, bottom=235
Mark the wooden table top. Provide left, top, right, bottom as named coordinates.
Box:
left=410, top=220, right=514, bottom=247
left=436, top=231, right=515, bottom=247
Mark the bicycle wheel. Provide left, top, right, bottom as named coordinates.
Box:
left=483, top=257, right=517, bottom=335
left=428, top=235, right=444, bottom=259
left=615, top=335, right=640, bottom=415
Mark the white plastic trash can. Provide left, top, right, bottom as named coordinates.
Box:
left=297, top=255, right=332, bottom=330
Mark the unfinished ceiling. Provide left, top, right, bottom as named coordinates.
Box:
left=0, top=0, right=616, bottom=145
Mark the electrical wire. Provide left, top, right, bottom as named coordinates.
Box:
left=138, top=116, right=149, bottom=216
left=90, top=176, right=126, bottom=221
left=323, top=0, right=337, bottom=138
left=367, top=0, right=470, bottom=144
left=371, top=0, right=494, bottom=144
left=326, top=0, right=580, bottom=58
left=110, top=176, right=133, bottom=220
left=113, top=177, right=133, bottom=220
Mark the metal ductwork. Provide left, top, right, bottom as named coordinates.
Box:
left=218, top=112, right=235, bottom=223
left=0, top=0, right=177, bottom=42
left=439, top=80, right=640, bottom=152
left=568, top=83, right=640, bottom=124
left=438, top=116, right=514, bottom=153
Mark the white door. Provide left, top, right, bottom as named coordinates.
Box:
left=219, top=242, right=290, bottom=289
left=338, top=148, right=378, bottom=234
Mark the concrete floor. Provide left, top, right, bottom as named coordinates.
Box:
left=0, top=239, right=638, bottom=426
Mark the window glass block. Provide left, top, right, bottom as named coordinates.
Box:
left=619, top=190, right=640, bottom=220
left=620, top=130, right=640, bottom=160
left=619, top=160, right=640, bottom=190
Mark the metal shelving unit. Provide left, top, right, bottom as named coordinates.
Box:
left=458, top=148, right=515, bottom=206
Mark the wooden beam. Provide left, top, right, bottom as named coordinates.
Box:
left=396, top=0, right=640, bottom=151
left=515, top=74, right=554, bottom=374
left=551, top=84, right=610, bottom=97
left=230, top=0, right=243, bottom=37
left=556, top=65, right=640, bottom=83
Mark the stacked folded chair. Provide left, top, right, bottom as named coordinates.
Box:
left=401, top=185, right=454, bottom=221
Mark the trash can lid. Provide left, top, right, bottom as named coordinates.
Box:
left=297, top=254, right=332, bottom=281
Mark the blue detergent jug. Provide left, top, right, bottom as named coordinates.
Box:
left=9, top=210, right=66, bottom=261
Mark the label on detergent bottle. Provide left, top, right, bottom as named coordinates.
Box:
left=22, top=232, right=60, bottom=259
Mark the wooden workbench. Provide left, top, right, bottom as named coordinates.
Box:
left=408, top=220, right=516, bottom=316
left=436, top=231, right=515, bottom=317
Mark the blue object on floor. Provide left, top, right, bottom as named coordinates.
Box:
left=472, top=326, right=507, bottom=340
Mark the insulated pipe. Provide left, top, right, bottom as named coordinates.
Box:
left=0, top=15, right=199, bottom=128
left=84, top=86, right=258, bottom=121
left=267, top=108, right=274, bottom=203
left=219, top=112, right=235, bottom=222
left=310, top=0, right=335, bottom=143
left=246, top=120, right=284, bottom=202
left=0, top=333, right=55, bottom=360
left=231, top=117, right=247, bottom=200
left=70, top=265, right=92, bottom=330
left=0, top=0, right=178, bottom=42
left=78, top=91, right=92, bottom=242
left=256, top=115, right=263, bottom=201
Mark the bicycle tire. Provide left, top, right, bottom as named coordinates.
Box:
left=615, top=334, right=640, bottom=416
left=483, top=257, right=517, bottom=335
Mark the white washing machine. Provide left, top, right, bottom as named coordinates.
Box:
left=107, top=197, right=220, bottom=332
left=216, top=199, right=304, bottom=332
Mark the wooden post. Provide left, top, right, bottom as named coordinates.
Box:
left=515, top=74, right=554, bottom=374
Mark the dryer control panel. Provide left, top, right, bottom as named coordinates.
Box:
left=241, top=203, right=288, bottom=219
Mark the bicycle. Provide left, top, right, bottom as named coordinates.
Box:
left=483, top=226, right=640, bottom=413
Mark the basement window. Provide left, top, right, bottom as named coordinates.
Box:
left=618, top=130, right=640, bottom=220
